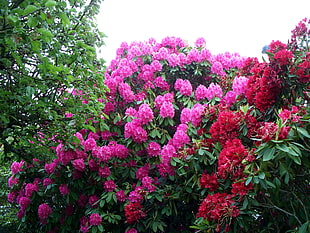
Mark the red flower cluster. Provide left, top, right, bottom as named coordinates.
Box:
left=196, top=193, right=240, bottom=225
left=217, top=139, right=248, bottom=179
left=124, top=202, right=146, bottom=224
left=246, top=64, right=281, bottom=113
left=209, top=110, right=241, bottom=145
left=199, top=173, right=219, bottom=191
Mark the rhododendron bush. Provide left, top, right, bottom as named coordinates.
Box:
left=8, top=18, right=310, bottom=233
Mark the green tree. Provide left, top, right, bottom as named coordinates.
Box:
left=0, top=0, right=106, bottom=162
left=0, top=1, right=106, bottom=230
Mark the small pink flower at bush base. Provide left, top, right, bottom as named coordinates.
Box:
left=17, top=209, right=25, bottom=219
left=8, top=176, right=18, bottom=187
left=126, top=228, right=138, bottom=233
left=19, top=196, right=31, bottom=211
left=59, top=184, right=70, bottom=196
left=44, top=161, right=57, bottom=174
left=72, top=158, right=85, bottom=172
left=80, top=225, right=89, bottom=233
left=11, top=161, right=24, bottom=174
left=98, top=166, right=111, bottom=178
left=7, top=191, right=17, bottom=203
left=89, top=195, right=99, bottom=208
left=116, top=190, right=126, bottom=202
left=25, top=183, right=39, bottom=197
left=82, top=137, right=96, bottom=151
left=38, top=203, right=52, bottom=223
left=89, top=213, right=102, bottom=226
left=103, top=180, right=116, bottom=192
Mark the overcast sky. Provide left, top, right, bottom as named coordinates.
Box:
left=97, top=0, right=310, bottom=63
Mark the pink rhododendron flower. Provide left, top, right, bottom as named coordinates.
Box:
left=154, top=76, right=169, bottom=91
left=19, top=196, right=31, bottom=211
left=82, top=137, right=96, bottom=151
left=103, top=180, right=116, bottom=192
left=211, top=61, right=226, bottom=76
left=116, top=190, right=126, bottom=202
left=170, top=127, right=190, bottom=150
left=195, top=37, right=206, bottom=48
left=43, top=178, right=53, bottom=187
left=222, top=91, right=237, bottom=106
left=142, top=176, right=156, bottom=192
left=191, top=104, right=205, bottom=127
left=137, top=103, right=154, bottom=124
left=59, top=184, right=70, bottom=196
left=25, top=183, right=38, bottom=197
left=8, top=176, right=18, bottom=187
left=88, top=195, right=99, bottom=207
left=118, top=82, right=135, bottom=102
left=98, top=166, right=111, bottom=178
left=11, top=161, right=24, bottom=174
left=89, top=213, right=102, bottom=226
left=232, top=76, right=249, bottom=96
left=206, top=83, right=223, bottom=100
left=128, top=190, right=143, bottom=203
left=160, top=101, right=175, bottom=118
left=38, top=203, right=52, bottom=222
left=180, top=108, right=192, bottom=124
left=126, top=228, right=138, bottom=233
left=147, top=142, right=161, bottom=157
left=72, top=158, right=85, bottom=172
left=136, top=164, right=150, bottom=180
left=195, top=84, right=208, bottom=101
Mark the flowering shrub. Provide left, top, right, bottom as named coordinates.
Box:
left=8, top=19, right=310, bottom=233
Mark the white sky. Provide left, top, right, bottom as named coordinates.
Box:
left=97, top=0, right=310, bottom=63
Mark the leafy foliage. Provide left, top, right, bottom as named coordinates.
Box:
left=3, top=6, right=310, bottom=233
left=0, top=0, right=106, bottom=162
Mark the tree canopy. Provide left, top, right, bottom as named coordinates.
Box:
left=0, top=0, right=106, bottom=162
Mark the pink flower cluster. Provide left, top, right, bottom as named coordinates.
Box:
left=174, top=79, right=193, bottom=96
left=195, top=83, right=223, bottom=101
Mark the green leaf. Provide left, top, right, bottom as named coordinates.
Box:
left=297, top=127, right=310, bottom=138
left=266, top=180, right=276, bottom=189
left=45, top=0, right=57, bottom=7
left=27, top=16, right=39, bottom=28
left=31, top=40, right=41, bottom=52
left=288, top=154, right=301, bottom=165
left=262, top=147, right=275, bottom=161
left=245, top=176, right=252, bottom=186
left=7, top=15, right=19, bottom=23
left=258, top=172, right=265, bottom=179
left=59, top=12, right=70, bottom=26
left=298, top=221, right=309, bottom=233
left=23, top=5, right=38, bottom=16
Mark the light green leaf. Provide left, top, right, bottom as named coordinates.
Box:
left=59, top=12, right=70, bottom=26
left=45, top=0, right=57, bottom=7
left=23, top=5, right=38, bottom=16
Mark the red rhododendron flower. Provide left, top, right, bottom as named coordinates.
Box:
left=196, top=193, right=240, bottom=222
left=231, top=181, right=253, bottom=196
left=199, top=173, right=219, bottom=191
left=124, top=202, right=146, bottom=224
left=217, top=139, right=248, bottom=179
left=210, top=110, right=241, bottom=145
